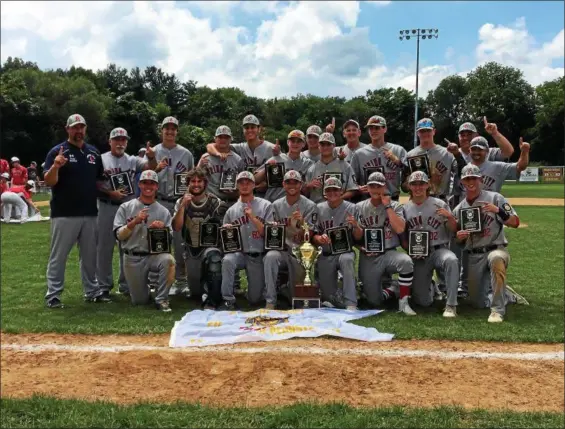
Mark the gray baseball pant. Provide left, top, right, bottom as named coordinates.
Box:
left=157, top=199, right=187, bottom=284
left=96, top=201, right=128, bottom=293
left=221, top=252, right=267, bottom=304
left=123, top=253, right=174, bottom=305
left=1, top=192, right=28, bottom=222
left=411, top=247, right=459, bottom=307
left=317, top=252, right=357, bottom=306
left=358, top=250, right=413, bottom=307
left=45, top=217, right=101, bottom=303
left=185, top=247, right=220, bottom=297
left=264, top=250, right=305, bottom=306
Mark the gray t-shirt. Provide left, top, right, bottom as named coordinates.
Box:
left=316, top=200, right=357, bottom=254
left=257, top=154, right=314, bottom=202
left=200, top=151, right=246, bottom=201
left=337, top=142, right=367, bottom=163
left=100, top=152, right=146, bottom=203
left=406, top=144, right=456, bottom=197
left=223, top=197, right=274, bottom=253
left=151, top=143, right=194, bottom=199
left=403, top=197, right=452, bottom=246
left=305, top=158, right=359, bottom=204
left=355, top=199, right=404, bottom=249
left=272, top=195, right=318, bottom=250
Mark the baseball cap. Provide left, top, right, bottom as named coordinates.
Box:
left=242, top=114, right=260, bottom=126
left=26, top=180, right=35, bottom=187
left=365, top=115, right=387, bottom=128
left=10, top=157, right=19, bottom=163
left=306, top=125, right=322, bottom=137
left=470, top=136, right=489, bottom=150
left=343, top=119, right=360, bottom=129
left=367, top=172, right=387, bottom=186
left=416, top=118, right=435, bottom=130
left=236, top=171, right=255, bottom=183
left=161, top=116, right=179, bottom=128
left=283, top=170, right=303, bottom=183
left=215, top=125, right=232, bottom=138
left=458, top=122, right=477, bottom=134
left=138, top=147, right=147, bottom=154
left=461, top=164, right=482, bottom=179
left=66, top=114, right=86, bottom=127
left=1, top=173, right=10, bottom=179
left=319, top=132, right=336, bottom=145
left=139, top=170, right=159, bottom=183
left=324, top=177, right=342, bottom=189
left=109, top=127, right=130, bottom=140
left=408, top=171, right=429, bottom=184
left=287, top=130, right=305, bottom=141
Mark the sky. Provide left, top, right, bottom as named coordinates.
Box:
left=1, top=1, right=563, bottom=99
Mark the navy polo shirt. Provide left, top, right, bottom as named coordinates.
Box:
left=44, top=141, right=104, bottom=218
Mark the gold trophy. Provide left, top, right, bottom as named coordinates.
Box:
left=291, top=223, right=321, bottom=309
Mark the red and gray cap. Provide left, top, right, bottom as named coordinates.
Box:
left=408, top=171, right=429, bottom=183
left=319, top=132, right=336, bottom=145
left=215, top=125, right=232, bottom=137
left=283, top=170, right=303, bottom=182
left=306, top=125, right=322, bottom=137
left=416, top=118, right=434, bottom=130
left=461, top=164, right=482, bottom=179
left=139, top=170, right=159, bottom=183
left=343, top=119, right=360, bottom=129
left=470, top=136, right=489, bottom=150
left=110, top=127, right=130, bottom=140
left=367, top=172, right=387, bottom=186
left=458, top=122, right=477, bottom=133
left=287, top=129, right=305, bottom=141
left=161, top=116, right=179, bottom=128
left=236, top=170, right=255, bottom=183
left=66, top=114, right=86, bottom=127
left=242, top=114, right=260, bottom=126
left=365, top=115, right=387, bottom=128
left=324, top=177, right=342, bottom=189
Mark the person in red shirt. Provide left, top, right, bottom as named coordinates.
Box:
left=0, top=159, right=9, bottom=175
left=10, top=157, right=28, bottom=186
left=0, top=172, right=9, bottom=194
left=1, top=180, right=38, bottom=222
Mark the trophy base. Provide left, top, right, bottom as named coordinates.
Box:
left=294, top=285, right=319, bottom=298
left=292, top=298, right=321, bottom=309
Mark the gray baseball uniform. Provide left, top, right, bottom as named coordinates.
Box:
left=315, top=200, right=358, bottom=306
left=231, top=141, right=275, bottom=198
left=221, top=197, right=274, bottom=304
left=257, top=154, right=314, bottom=202
left=200, top=152, right=246, bottom=202
left=453, top=148, right=507, bottom=199
left=453, top=190, right=516, bottom=316
left=113, top=199, right=175, bottom=305
left=302, top=150, right=321, bottom=163
left=457, top=161, right=518, bottom=197
left=403, top=197, right=459, bottom=307
left=305, top=158, right=359, bottom=203
left=406, top=144, right=456, bottom=198
left=337, top=142, right=367, bottom=163
left=97, top=152, right=147, bottom=294
left=264, top=195, right=318, bottom=305
left=355, top=199, right=413, bottom=306
left=350, top=143, right=407, bottom=196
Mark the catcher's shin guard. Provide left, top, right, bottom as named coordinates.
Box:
left=204, top=250, right=223, bottom=306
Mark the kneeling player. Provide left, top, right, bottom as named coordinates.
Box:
left=113, top=170, right=175, bottom=312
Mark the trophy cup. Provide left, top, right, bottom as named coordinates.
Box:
left=291, top=223, right=321, bottom=309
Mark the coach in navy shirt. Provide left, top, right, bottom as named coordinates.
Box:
left=43, top=114, right=111, bottom=308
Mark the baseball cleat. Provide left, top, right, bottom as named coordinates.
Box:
left=457, top=286, right=468, bottom=299
left=346, top=305, right=358, bottom=311
left=398, top=296, right=417, bottom=316
left=180, top=286, right=192, bottom=299
left=488, top=311, right=504, bottom=323
left=85, top=294, right=112, bottom=303
left=168, top=286, right=178, bottom=296
left=156, top=301, right=172, bottom=312
left=47, top=298, right=64, bottom=309
left=218, top=301, right=236, bottom=311
left=443, top=305, right=457, bottom=318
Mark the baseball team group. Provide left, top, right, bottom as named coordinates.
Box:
left=37, top=111, right=531, bottom=323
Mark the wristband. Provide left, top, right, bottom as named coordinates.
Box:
left=384, top=205, right=392, bottom=210
left=498, top=207, right=510, bottom=221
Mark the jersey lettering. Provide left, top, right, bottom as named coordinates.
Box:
left=406, top=215, right=423, bottom=229
left=482, top=176, right=496, bottom=189
left=435, top=161, right=448, bottom=174
left=427, top=216, right=442, bottom=230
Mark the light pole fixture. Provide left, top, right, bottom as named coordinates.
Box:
left=399, top=28, right=439, bottom=147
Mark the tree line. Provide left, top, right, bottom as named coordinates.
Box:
left=1, top=56, right=563, bottom=165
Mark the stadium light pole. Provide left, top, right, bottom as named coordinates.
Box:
left=399, top=28, right=439, bottom=147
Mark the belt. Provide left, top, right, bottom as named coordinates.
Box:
left=433, top=243, right=448, bottom=251
left=468, top=244, right=507, bottom=255
left=158, top=196, right=178, bottom=203
left=124, top=250, right=149, bottom=256
left=360, top=247, right=396, bottom=257
left=98, top=199, right=121, bottom=206
left=245, top=252, right=264, bottom=257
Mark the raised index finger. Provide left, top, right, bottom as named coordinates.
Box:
left=331, top=117, right=335, bottom=127
left=483, top=116, right=488, bottom=126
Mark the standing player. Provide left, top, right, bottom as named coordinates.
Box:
left=10, top=157, right=28, bottom=186
left=264, top=170, right=318, bottom=309
left=326, top=118, right=367, bottom=163
left=43, top=114, right=109, bottom=308
left=302, top=125, right=324, bottom=162
left=219, top=171, right=274, bottom=310
left=402, top=171, right=459, bottom=317
left=96, top=128, right=156, bottom=298
left=113, top=170, right=175, bottom=312
left=254, top=130, right=314, bottom=202
left=152, top=116, right=195, bottom=295
left=454, top=118, right=514, bottom=164
left=453, top=165, right=520, bottom=323
left=304, top=133, right=358, bottom=203
left=172, top=167, right=227, bottom=309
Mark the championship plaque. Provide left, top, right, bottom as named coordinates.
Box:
left=408, top=230, right=429, bottom=257
left=266, top=163, right=286, bottom=188
left=174, top=173, right=188, bottom=196
left=219, top=226, right=243, bottom=253
left=219, top=169, right=237, bottom=191
left=264, top=224, right=286, bottom=250
left=407, top=154, right=431, bottom=176
left=199, top=223, right=219, bottom=247
left=110, top=172, right=134, bottom=196
left=460, top=207, right=482, bottom=232
left=364, top=228, right=384, bottom=253
left=364, top=166, right=384, bottom=183
left=148, top=228, right=171, bottom=254
left=326, top=226, right=352, bottom=255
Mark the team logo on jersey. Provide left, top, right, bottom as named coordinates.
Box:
left=503, top=203, right=512, bottom=212
left=86, top=154, right=96, bottom=164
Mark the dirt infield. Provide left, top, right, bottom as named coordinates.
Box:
left=2, top=333, right=563, bottom=412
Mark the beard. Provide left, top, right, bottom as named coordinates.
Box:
left=72, top=133, right=84, bottom=142
left=189, top=186, right=205, bottom=196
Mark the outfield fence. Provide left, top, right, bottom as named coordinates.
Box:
left=514, top=166, right=565, bottom=184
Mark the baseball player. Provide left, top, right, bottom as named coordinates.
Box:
left=197, top=125, right=246, bottom=206
left=96, top=127, right=157, bottom=298
left=219, top=171, right=274, bottom=310
left=10, top=157, right=28, bottom=186
left=113, top=170, right=175, bottom=312
left=352, top=172, right=417, bottom=315
left=0, top=172, right=9, bottom=193
left=43, top=114, right=109, bottom=308
left=453, top=165, right=520, bottom=323
left=1, top=180, right=38, bottom=222
left=264, top=170, right=319, bottom=309
left=172, top=167, right=227, bottom=309
left=311, top=177, right=358, bottom=310
left=350, top=115, right=407, bottom=202
left=304, top=132, right=359, bottom=204
left=302, top=125, right=324, bottom=162
left=134, top=147, right=148, bottom=197
left=254, top=130, right=314, bottom=202
left=455, top=118, right=514, bottom=164
left=325, top=118, right=367, bottom=163
left=150, top=116, right=195, bottom=296
left=402, top=171, right=459, bottom=317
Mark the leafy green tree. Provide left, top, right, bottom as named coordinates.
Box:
left=531, top=76, right=564, bottom=164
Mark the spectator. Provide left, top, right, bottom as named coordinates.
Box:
left=28, top=161, right=39, bottom=183
left=0, top=172, right=9, bottom=194
left=10, top=157, right=28, bottom=186
left=1, top=180, right=37, bottom=223
left=0, top=158, right=9, bottom=175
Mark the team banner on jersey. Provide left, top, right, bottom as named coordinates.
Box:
left=519, top=167, right=539, bottom=183
left=169, top=308, right=393, bottom=347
